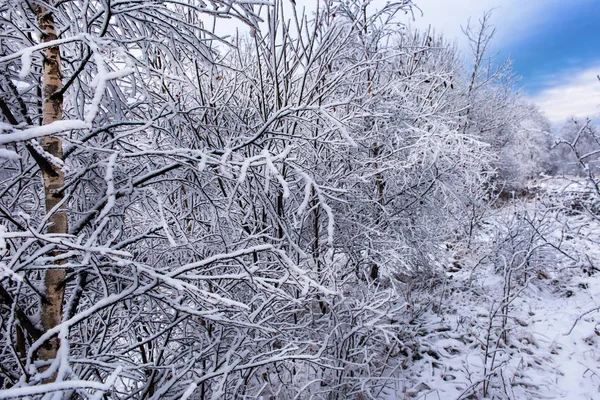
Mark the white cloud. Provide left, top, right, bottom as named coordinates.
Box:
left=528, top=66, right=600, bottom=123
left=209, top=1, right=554, bottom=41
left=209, top=0, right=599, bottom=126
left=408, top=0, right=563, bottom=52
left=210, top=1, right=560, bottom=52
left=409, top=1, right=600, bottom=124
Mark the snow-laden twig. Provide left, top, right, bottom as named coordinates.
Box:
left=86, top=40, right=134, bottom=123
left=0, top=34, right=87, bottom=64
left=168, top=244, right=273, bottom=278
left=149, top=188, right=178, bottom=247
left=0, top=226, right=22, bottom=282
left=320, top=109, right=357, bottom=147
left=180, top=383, right=198, bottom=400
left=96, top=153, right=119, bottom=222
left=0, top=367, right=122, bottom=399
left=0, top=148, right=21, bottom=160
left=28, top=139, right=66, bottom=172
left=0, top=120, right=89, bottom=145
left=295, top=168, right=335, bottom=246
left=262, top=148, right=290, bottom=198
left=564, top=307, right=600, bottom=336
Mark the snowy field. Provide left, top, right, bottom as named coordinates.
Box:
left=384, top=178, right=600, bottom=399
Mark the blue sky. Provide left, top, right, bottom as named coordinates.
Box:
left=214, top=0, right=599, bottom=124
left=502, top=0, right=599, bottom=94
left=411, top=0, right=600, bottom=123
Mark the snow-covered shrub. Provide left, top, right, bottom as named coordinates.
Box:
left=0, top=1, right=569, bottom=399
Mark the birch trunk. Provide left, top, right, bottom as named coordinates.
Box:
left=35, top=3, right=67, bottom=371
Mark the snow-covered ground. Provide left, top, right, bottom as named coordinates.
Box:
left=387, top=178, right=600, bottom=399
left=526, top=273, right=600, bottom=399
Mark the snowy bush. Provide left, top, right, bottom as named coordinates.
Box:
left=0, top=1, right=586, bottom=399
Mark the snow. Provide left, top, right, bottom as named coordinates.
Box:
left=262, top=148, right=290, bottom=198
left=1, top=3, right=598, bottom=398
left=0, top=33, right=86, bottom=64
left=322, top=110, right=357, bottom=147
left=18, top=49, right=32, bottom=79
left=96, top=153, right=119, bottom=221
left=83, top=37, right=134, bottom=123
left=0, top=226, right=5, bottom=256
left=219, top=148, right=233, bottom=179
left=385, top=179, right=600, bottom=399
left=293, top=168, right=335, bottom=245
left=296, top=177, right=313, bottom=216
left=198, top=151, right=208, bottom=171
left=0, top=226, right=22, bottom=282
left=0, top=148, right=20, bottom=160
left=180, top=383, right=198, bottom=400
left=0, top=120, right=89, bottom=145
left=150, top=188, right=178, bottom=248
left=526, top=281, right=600, bottom=399
left=28, top=139, right=65, bottom=171
left=0, top=366, right=121, bottom=398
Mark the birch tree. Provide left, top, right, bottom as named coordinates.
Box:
left=0, top=1, right=548, bottom=398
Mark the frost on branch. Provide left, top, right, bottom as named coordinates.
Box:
left=0, top=1, right=580, bottom=399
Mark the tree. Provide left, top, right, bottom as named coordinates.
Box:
left=553, top=118, right=600, bottom=176
left=1, top=1, right=554, bottom=398
left=459, top=11, right=547, bottom=192
left=496, top=103, right=553, bottom=190
left=1, top=1, right=333, bottom=397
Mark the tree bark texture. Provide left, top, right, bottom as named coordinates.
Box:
left=35, top=3, right=67, bottom=372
